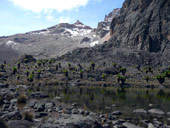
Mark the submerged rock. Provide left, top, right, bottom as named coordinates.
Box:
left=133, top=109, right=147, bottom=115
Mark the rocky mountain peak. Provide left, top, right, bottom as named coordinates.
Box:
left=74, top=20, right=84, bottom=25
left=104, top=8, right=120, bottom=22
left=95, top=8, right=120, bottom=38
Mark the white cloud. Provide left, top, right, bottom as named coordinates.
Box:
left=37, top=15, right=41, bottom=19
left=46, top=15, right=70, bottom=23
left=93, top=0, right=102, bottom=2
left=9, top=0, right=90, bottom=13
left=46, top=15, right=56, bottom=21
left=59, top=17, right=70, bottom=23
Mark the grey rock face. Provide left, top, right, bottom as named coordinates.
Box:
left=110, top=0, right=170, bottom=53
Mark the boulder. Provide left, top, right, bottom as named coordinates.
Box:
left=8, top=120, right=33, bottom=128
left=148, top=123, right=156, bottom=128
left=148, top=109, right=165, bottom=116
left=36, top=104, right=45, bottom=112
left=1, top=110, right=22, bottom=120
left=111, top=111, right=122, bottom=116
left=0, top=83, right=9, bottom=88
left=167, top=112, right=170, bottom=116
left=71, top=108, right=79, bottom=114
left=123, top=122, right=142, bottom=128
left=20, top=54, right=36, bottom=63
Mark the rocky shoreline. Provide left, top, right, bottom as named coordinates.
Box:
left=0, top=83, right=170, bottom=128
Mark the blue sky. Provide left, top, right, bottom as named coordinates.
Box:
left=0, top=0, right=125, bottom=36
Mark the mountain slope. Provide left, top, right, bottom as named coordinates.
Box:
left=0, top=9, right=120, bottom=63
left=0, top=21, right=97, bottom=63
left=62, top=0, right=170, bottom=67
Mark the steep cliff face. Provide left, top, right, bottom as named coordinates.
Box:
left=62, top=0, right=170, bottom=67
left=110, top=0, right=170, bottom=53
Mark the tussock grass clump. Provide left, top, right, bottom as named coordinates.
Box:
left=24, top=111, right=33, bottom=122
left=17, top=95, right=27, bottom=103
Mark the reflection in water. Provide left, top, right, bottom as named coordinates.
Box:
left=40, top=85, right=170, bottom=115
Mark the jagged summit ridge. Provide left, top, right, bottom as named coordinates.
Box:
left=104, top=8, right=120, bottom=22
left=95, top=8, right=120, bottom=38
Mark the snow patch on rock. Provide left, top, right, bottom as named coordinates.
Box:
left=65, top=28, right=92, bottom=37
left=90, top=41, right=98, bottom=47
left=6, top=40, right=19, bottom=49
left=6, top=40, right=19, bottom=46
left=31, top=29, right=50, bottom=35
